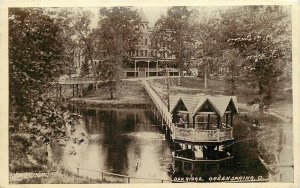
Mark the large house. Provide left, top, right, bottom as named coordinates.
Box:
left=72, top=9, right=180, bottom=78
left=123, top=9, right=180, bottom=78
left=72, top=9, right=232, bottom=78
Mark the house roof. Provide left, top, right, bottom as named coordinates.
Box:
left=170, top=94, right=238, bottom=117
left=138, top=8, right=149, bottom=23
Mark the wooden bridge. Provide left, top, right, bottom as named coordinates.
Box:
left=142, top=79, right=175, bottom=139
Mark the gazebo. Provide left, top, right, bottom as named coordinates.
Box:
left=169, top=94, right=239, bottom=176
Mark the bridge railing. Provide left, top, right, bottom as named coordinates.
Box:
left=60, top=77, right=95, bottom=82
left=143, top=80, right=175, bottom=132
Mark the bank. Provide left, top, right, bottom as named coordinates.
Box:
left=64, top=80, right=150, bottom=108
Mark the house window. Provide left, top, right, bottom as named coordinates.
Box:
left=140, top=50, right=144, bottom=57
left=145, top=38, right=148, bottom=45
left=136, top=50, right=139, bottom=57
left=145, top=50, right=148, bottom=57
left=155, top=51, right=158, bottom=57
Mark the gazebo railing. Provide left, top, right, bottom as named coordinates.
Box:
left=173, top=127, right=233, bottom=142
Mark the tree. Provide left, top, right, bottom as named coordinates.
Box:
left=222, top=49, right=244, bottom=95
left=55, top=8, right=98, bottom=88
left=226, top=6, right=291, bottom=113
left=95, top=7, right=141, bottom=99
left=80, top=60, right=90, bottom=77
left=9, top=8, right=80, bottom=171
left=194, top=10, right=224, bottom=90
left=151, top=6, right=197, bottom=85
left=9, top=8, right=63, bottom=117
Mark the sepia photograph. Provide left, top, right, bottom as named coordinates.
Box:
left=2, top=2, right=298, bottom=185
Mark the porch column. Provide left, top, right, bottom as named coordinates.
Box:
left=187, top=114, right=189, bottom=128
left=147, top=60, right=150, bottom=77
left=134, top=60, right=137, bottom=77
left=76, top=84, right=79, bottom=96
left=156, top=61, right=159, bottom=76
left=192, top=115, right=195, bottom=129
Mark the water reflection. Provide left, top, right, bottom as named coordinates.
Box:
left=51, top=107, right=172, bottom=180
left=50, top=105, right=272, bottom=182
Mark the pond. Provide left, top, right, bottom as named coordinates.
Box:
left=49, top=105, right=269, bottom=183
left=50, top=106, right=173, bottom=182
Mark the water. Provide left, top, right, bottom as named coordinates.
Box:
left=50, top=107, right=173, bottom=181
left=50, top=105, right=270, bottom=182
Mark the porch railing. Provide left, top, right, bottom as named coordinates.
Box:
left=174, top=127, right=233, bottom=142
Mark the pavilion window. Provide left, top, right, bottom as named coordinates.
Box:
left=209, top=115, right=218, bottom=129
left=194, top=115, right=207, bottom=130
left=223, top=112, right=234, bottom=127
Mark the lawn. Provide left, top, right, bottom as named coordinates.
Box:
left=151, top=75, right=292, bottom=105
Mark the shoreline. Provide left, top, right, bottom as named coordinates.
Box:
left=68, top=97, right=150, bottom=109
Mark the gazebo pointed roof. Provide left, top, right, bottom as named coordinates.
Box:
left=192, top=96, right=238, bottom=116
left=170, top=94, right=239, bottom=116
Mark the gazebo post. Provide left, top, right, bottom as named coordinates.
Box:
left=207, top=114, right=210, bottom=129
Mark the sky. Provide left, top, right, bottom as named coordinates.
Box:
left=88, top=7, right=169, bottom=28
left=88, top=6, right=228, bottom=28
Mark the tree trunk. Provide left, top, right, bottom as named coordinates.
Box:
left=231, top=68, right=235, bottom=95
left=177, top=59, right=184, bottom=86
left=258, top=80, right=264, bottom=114
left=89, top=59, right=97, bottom=90
left=110, top=90, right=113, bottom=99
left=204, top=66, right=207, bottom=90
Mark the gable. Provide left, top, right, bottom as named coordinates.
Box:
left=198, top=100, right=217, bottom=113
left=170, top=98, right=188, bottom=113
left=226, top=99, right=238, bottom=113
left=194, top=99, right=220, bottom=115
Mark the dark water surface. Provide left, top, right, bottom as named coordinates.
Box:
left=50, top=106, right=269, bottom=182
left=50, top=107, right=173, bottom=181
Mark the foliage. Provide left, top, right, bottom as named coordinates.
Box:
left=151, top=7, right=197, bottom=84
left=54, top=8, right=97, bottom=83
left=94, top=7, right=141, bottom=99
left=80, top=61, right=90, bottom=77
left=9, top=8, right=63, bottom=113
left=9, top=8, right=81, bottom=172
left=225, top=6, right=291, bottom=112
left=194, top=13, right=223, bottom=78
left=222, top=49, right=244, bottom=95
